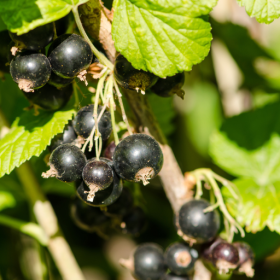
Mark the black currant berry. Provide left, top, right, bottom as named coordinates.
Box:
left=42, top=144, right=86, bottom=182
left=48, top=72, right=74, bottom=88
left=233, top=242, right=254, bottom=277
left=151, top=73, right=185, bottom=99
left=10, top=52, right=51, bottom=92
left=133, top=243, right=166, bottom=280
left=114, top=54, right=158, bottom=93
left=212, top=242, right=239, bottom=274
left=76, top=158, right=123, bottom=206
left=119, top=206, right=147, bottom=236
left=202, top=237, right=224, bottom=264
left=49, top=121, right=77, bottom=152
left=161, top=274, right=190, bottom=280
left=9, top=23, right=54, bottom=51
left=73, top=105, right=112, bottom=141
left=71, top=197, right=109, bottom=232
left=113, top=134, right=163, bottom=185
left=164, top=243, right=198, bottom=275
left=82, top=158, right=114, bottom=200
left=23, top=84, right=72, bottom=111
left=103, top=141, right=116, bottom=160
left=48, top=34, right=93, bottom=79
left=178, top=199, right=220, bottom=244
left=105, top=188, right=134, bottom=217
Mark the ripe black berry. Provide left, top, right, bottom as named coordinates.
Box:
left=76, top=158, right=123, bottom=206
left=119, top=206, right=147, bottom=236
left=114, top=54, right=158, bottom=93
left=48, top=72, right=74, bottom=88
left=103, top=141, right=116, bottom=160
left=113, top=134, right=163, bottom=185
left=233, top=242, right=254, bottom=277
left=71, top=197, right=109, bottom=232
left=162, top=274, right=190, bottom=280
left=105, top=188, right=134, bottom=217
left=164, top=243, right=198, bottom=275
left=48, top=34, right=93, bottom=79
left=178, top=199, right=220, bottom=244
left=49, top=121, right=77, bottom=152
left=42, top=144, right=86, bottom=182
left=82, top=158, right=114, bottom=200
left=23, top=84, right=72, bottom=111
left=73, top=105, right=112, bottom=141
left=201, top=237, right=224, bottom=263
left=133, top=243, right=166, bottom=280
left=9, top=23, right=54, bottom=51
left=212, top=242, right=239, bottom=274
left=10, top=52, right=51, bottom=92
left=151, top=73, right=185, bottom=99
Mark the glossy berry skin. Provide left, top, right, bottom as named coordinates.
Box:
left=9, top=23, right=54, bottom=51
left=71, top=197, right=109, bottom=232
left=48, top=34, right=93, bottom=78
left=73, top=105, right=112, bottom=141
left=10, top=52, right=51, bottom=91
left=178, top=199, right=220, bottom=243
left=103, top=141, right=116, bottom=160
left=105, top=188, right=134, bottom=217
left=162, top=274, right=190, bottom=280
left=151, top=73, right=185, bottom=99
left=133, top=243, right=166, bottom=280
left=49, top=121, right=77, bottom=152
left=48, top=72, right=74, bottom=88
left=23, top=84, right=72, bottom=111
left=76, top=158, right=123, bottom=207
left=113, top=134, right=163, bottom=185
left=233, top=242, right=254, bottom=277
left=212, top=242, right=239, bottom=273
left=46, top=144, right=86, bottom=182
left=114, top=54, right=158, bottom=92
left=82, top=158, right=114, bottom=190
left=119, top=206, right=147, bottom=236
left=202, top=237, right=224, bottom=263
left=164, top=243, right=198, bottom=275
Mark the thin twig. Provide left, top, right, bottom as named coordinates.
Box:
left=113, top=80, right=133, bottom=135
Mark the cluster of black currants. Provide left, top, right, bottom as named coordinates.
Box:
left=2, top=23, right=94, bottom=111
left=202, top=237, right=255, bottom=277
left=121, top=242, right=198, bottom=280
left=121, top=199, right=254, bottom=280
left=174, top=199, right=255, bottom=277
left=42, top=103, right=163, bottom=235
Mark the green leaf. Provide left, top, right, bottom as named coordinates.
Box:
left=0, top=0, right=88, bottom=35
left=236, top=0, right=280, bottom=24
left=209, top=100, right=280, bottom=186
left=223, top=178, right=280, bottom=234
left=112, top=0, right=218, bottom=78
left=0, top=106, right=76, bottom=178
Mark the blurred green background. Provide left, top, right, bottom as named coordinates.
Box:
left=1, top=0, right=280, bottom=279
